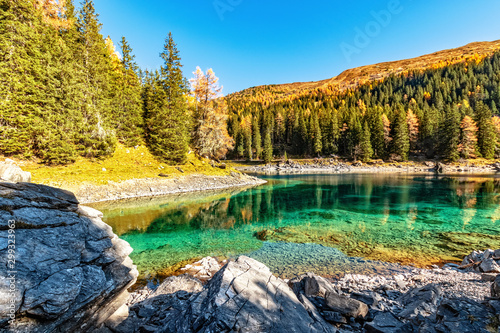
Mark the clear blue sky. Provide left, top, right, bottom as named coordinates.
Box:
left=94, top=0, right=500, bottom=94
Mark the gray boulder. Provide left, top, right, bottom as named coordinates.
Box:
left=324, top=291, right=369, bottom=319
left=0, top=182, right=137, bottom=332
left=398, top=284, right=442, bottom=320
left=436, top=298, right=494, bottom=333
left=289, top=272, right=338, bottom=298
left=0, top=159, right=31, bottom=183
left=492, top=274, right=500, bottom=298
left=364, top=312, right=404, bottom=333
left=166, top=256, right=336, bottom=333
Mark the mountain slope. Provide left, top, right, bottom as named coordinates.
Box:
left=228, top=40, right=500, bottom=103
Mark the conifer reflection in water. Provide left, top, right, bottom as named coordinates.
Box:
left=94, top=174, right=500, bottom=280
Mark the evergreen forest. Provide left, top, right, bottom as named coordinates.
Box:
left=2, top=0, right=500, bottom=166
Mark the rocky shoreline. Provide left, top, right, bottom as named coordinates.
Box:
left=237, top=159, right=500, bottom=175
left=74, top=172, right=266, bottom=204
left=102, top=251, right=500, bottom=333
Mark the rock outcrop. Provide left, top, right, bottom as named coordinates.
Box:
left=0, top=182, right=138, bottom=332
left=119, top=253, right=500, bottom=333
left=117, top=256, right=337, bottom=333
left=0, top=159, right=31, bottom=183
left=460, top=248, right=500, bottom=273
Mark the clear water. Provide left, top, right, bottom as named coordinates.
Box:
left=91, top=173, right=500, bottom=281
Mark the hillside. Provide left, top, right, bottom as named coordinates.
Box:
left=225, top=40, right=500, bottom=162
left=228, top=40, right=500, bottom=104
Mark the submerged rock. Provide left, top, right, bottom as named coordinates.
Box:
left=0, top=182, right=137, bottom=332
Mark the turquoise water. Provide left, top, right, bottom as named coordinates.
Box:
left=92, top=173, right=500, bottom=281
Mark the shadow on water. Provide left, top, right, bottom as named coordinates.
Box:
left=91, top=173, right=500, bottom=282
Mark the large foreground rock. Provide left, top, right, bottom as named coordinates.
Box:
left=170, top=256, right=335, bottom=333
left=121, top=256, right=336, bottom=333
left=0, top=182, right=138, bottom=332
left=0, top=159, right=31, bottom=183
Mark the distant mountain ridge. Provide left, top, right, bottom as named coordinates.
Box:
left=229, top=40, right=500, bottom=102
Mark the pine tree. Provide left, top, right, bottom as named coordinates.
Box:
left=144, top=33, right=190, bottom=163
left=359, top=121, right=373, bottom=162
left=392, top=109, right=410, bottom=161
left=263, top=130, right=273, bottom=163
left=476, top=101, right=496, bottom=159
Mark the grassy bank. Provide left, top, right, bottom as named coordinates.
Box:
left=14, top=143, right=232, bottom=189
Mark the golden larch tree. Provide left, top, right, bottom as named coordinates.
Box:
left=458, top=115, right=478, bottom=159
left=406, top=109, right=419, bottom=151
left=35, top=0, right=72, bottom=29
left=190, top=67, right=234, bottom=159
left=381, top=114, right=392, bottom=147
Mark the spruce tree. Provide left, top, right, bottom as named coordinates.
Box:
left=312, top=113, right=322, bottom=156
left=244, top=126, right=252, bottom=160
left=441, top=105, right=460, bottom=161
left=252, top=117, right=262, bottom=160
left=476, top=101, right=496, bottom=159
left=369, top=109, right=386, bottom=159
left=144, top=33, right=189, bottom=163
left=392, top=109, right=410, bottom=161
left=0, top=0, right=44, bottom=157
left=77, top=0, right=116, bottom=158
left=263, top=130, right=273, bottom=163
left=109, top=36, right=143, bottom=146
left=359, top=121, right=373, bottom=162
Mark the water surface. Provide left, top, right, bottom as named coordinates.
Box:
left=92, top=173, right=500, bottom=281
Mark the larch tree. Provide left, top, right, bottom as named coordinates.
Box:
left=492, top=116, right=500, bottom=156
left=476, top=101, right=496, bottom=159
left=406, top=109, right=419, bottom=152
left=381, top=114, right=392, bottom=153
left=458, top=115, right=478, bottom=159
left=189, top=66, right=234, bottom=159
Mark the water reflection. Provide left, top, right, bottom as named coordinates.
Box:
left=92, top=174, right=500, bottom=280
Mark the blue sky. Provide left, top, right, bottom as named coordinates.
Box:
left=95, top=0, right=500, bottom=94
